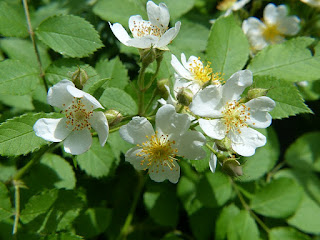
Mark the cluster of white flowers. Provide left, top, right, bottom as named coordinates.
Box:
left=34, top=1, right=277, bottom=183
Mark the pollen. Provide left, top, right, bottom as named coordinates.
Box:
left=131, top=20, right=167, bottom=38
left=64, top=98, right=93, bottom=131
left=217, top=0, right=237, bottom=11
left=221, top=101, right=251, bottom=134
left=262, top=23, right=282, bottom=44
left=136, top=132, right=178, bottom=171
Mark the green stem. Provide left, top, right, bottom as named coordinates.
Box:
left=143, top=55, right=163, bottom=91
left=12, top=180, right=21, bottom=237
left=231, top=179, right=270, bottom=233
left=117, top=172, right=146, bottom=240
left=138, top=64, right=148, bottom=116
left=143, top=88, right=158, bottom=116
left=22, top=0, right=49, bottom=94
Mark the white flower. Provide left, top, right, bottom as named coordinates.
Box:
left=300, top=0, right=320, bottom=7
left=171, top=53, right=224, bottom=95
left=119, top=104, right=206, bottom=183
left=109, top=1, right=181, bottom=50
left=33, top=80, right=109, bottom=155
left=242, top=3, right=300, bottom=52
left=217, top=0, right=251, bottom=16
left=190, top=70, right=275, bottom=157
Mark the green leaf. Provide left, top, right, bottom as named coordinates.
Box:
left=215, top=204, right=240, bottom=240
left=238, top=128, right=279, bottom=182
left=253, top=76, right=312, bottom=119
left=107, top=131, right=132, bottom=160
left=285, top=132, right=320, bottom=172
left=76, top=138, right=118, bottom=178
left=99, top=87, right=138, bottom=116
left=25, top=153, right=76, bottom=190
left=189, top=207, right=216, bottom=240
left=206, top=15, right=250, bottom=79
left=0, top=94, right=34, bottom=110
left=144, top=182, right=179, bottom=227
left=0, top=182, right=13, bottom=221
left=152, top=0, right=194, bottom=20
left=36, top=15, right=103, bottom=58
left=0, top=60, right=41, bottom=96
left=75, top=208, right=112, bottom=238
left=196, top=171, right=233, bottom=208
left=227, top=210, right=259, bottom=240
left=0, top=113, right=61, bottom=157
left=93, top=0, right=146, bottom=26
left=0, top=38, right=51, bottom=69
left=248, top=37, right=320, bottom=82
left=46, top=233, right=84, bottom=240
left=20, top=189, right=59, bottom=224
left=0, top=2, right=28, bottom=37
left=95, top=57, right=129, bottom=89
left=269, top=227, right=312, bottom=240
left=250, top=178, right=303, bottom=218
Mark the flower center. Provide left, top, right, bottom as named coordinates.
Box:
left=221, top=101, right=251, bottom=134
left=136, top=132, right=178, bottom=172
left=217, top=0, right=237, bottom=11
left=262, top=24, right=282, bottom=43
left=131, top=20, right=167, bottom=38
left=64, top=98, right=93, bottom=131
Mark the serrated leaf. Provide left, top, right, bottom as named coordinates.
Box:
left=0, top=38, right=51, bottom=69
left=99, top=87, right=138, bottom=116
left=250, top=178, right=303, bottom=218
left=285, top=132, right=320, bottom=172
left=36, top=15, right=103, bottom=58
left=0, top=60, right=41, bottom=96
left=93, top=0, right=146, bottom=26
left=227, top=210, right=259, bottom=240
left=0, top=112, right=61, bottom=157
left=269, top=227, right=311, bottom=240
left=215, top=204, right=240, bottom=240
left=253, top=76, right=312, bottom=119
left=238, top=128, right=279, bottom=182
left=144, top=183, right=179, bottom=227
left=95, top=57, right=129, bottom=89
left=76, top=138, right=118, bottom=178
left=0, top=2, right=28, bottom=37
left=0, top=182, right=13, bottom=221
left=248, top=37, right=320, bottom=82
left=206, top=15, right=250, bottom=79
left=196, top=172, right=232, bottom=208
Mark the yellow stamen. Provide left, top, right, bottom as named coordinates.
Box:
left=262, top=23, right=283, bottom=44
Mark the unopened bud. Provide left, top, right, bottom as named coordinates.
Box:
left=215, top=137, right=232, bottom=152
left=222, top=158, right=243, bottom=177
left=71, top=67, right=89, bottom=90
left=176, top=88, right=193, bottom=106
left=157, top=79, right=169, bottom=98
left=247, top=88, right=269, bottom=99
left=104, top=109, right=123, bottom=127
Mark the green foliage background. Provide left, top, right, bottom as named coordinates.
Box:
left=0, top=0, right=320, bottom=239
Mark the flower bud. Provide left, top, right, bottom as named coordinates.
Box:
left=215, top=137, right=232, bottom=152
left=157, top=79, right=169, bottom=98
left=176, top=88, right=194, bottom=106
left=247, top=88, right=269, bottom=99
left=104, top=109, right=123, bottom=127
left=71, top=67, right=89, bottom=90
left=222, top=158, right=243, bottom=177
left=139, top=48, right=156, bottom=66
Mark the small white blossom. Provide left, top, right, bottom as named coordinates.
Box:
left=33, top=80, right=109, bottom=155
left=242, top=3, right=300, bottom=53
left=300, top=0, right=320, bottom=7
left=119, top=104, right=206, bottom=183
left=190, top=70, right=275, bottom=157
left=109, top=1, right=181, bottom=50
left=217, top=0, right=251, bottom=16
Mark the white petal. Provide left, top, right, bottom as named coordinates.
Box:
left=189, top=85, right=223, bottom=118
left=230, top=127, right=266, bottom=156
left=264, top=4, right=287, bottom=25
left=89, top=111, right=109, bottom=146
left=109, top=22, right=132, bottom=46
left=47, top=79, right=74, bottom=109
left=278, top=16, right=300, bottom=35
left=125, top=146, right=148, bottom=170
left=147, top=1, right=170, bottom=30
left=242, top=17, right=264, bottom=35
left=64, top=129, right=92, bottom=155
left=128, top=15, right=148, bottom=38
left=156, top=21, right=181, bottom=48
left=171, top=54, right=193, bottom=80
left=148, top=159, right=180, bottom=183
left=232, top=0, right=251, bottom=10
left=155, top=104, right=190, bottom=137
left=33, top=118, right=70, bottom=142
left=245, top=96, right=275, bottom=128
left=175, top=131, right=206, bottom=160
left=209, top=153, right=217, bottom=173
left=222, top=70, right=253, bottom=102
left=199, top=119, right=226, bottom=140
left=127, top=35, right=158, bottom=49
left=119, top=117, right=155, bottom=145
